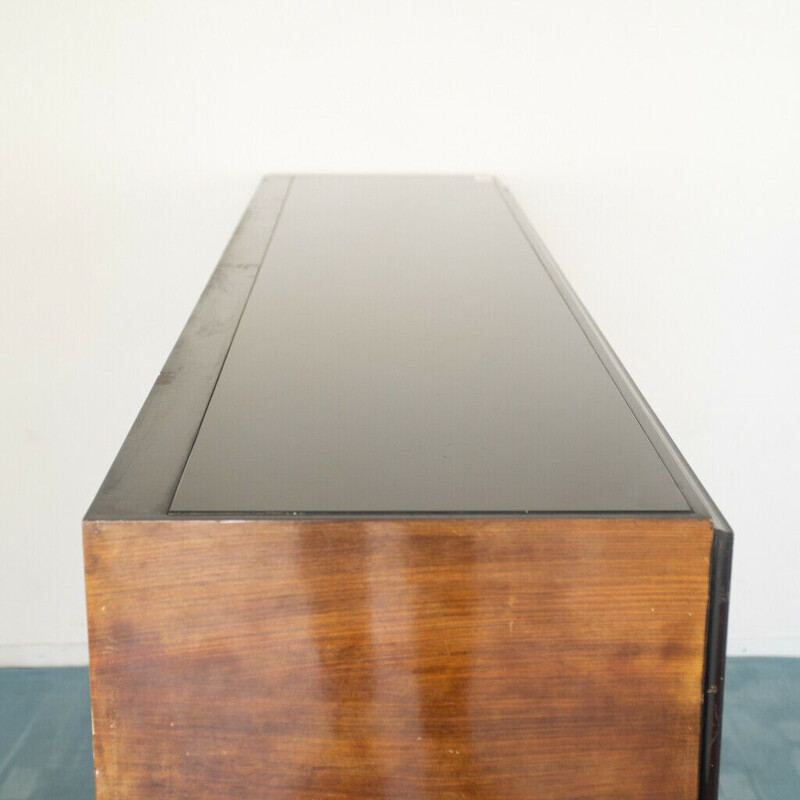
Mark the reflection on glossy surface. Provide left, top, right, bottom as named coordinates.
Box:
left=296, top=527, right=482, bottom=798
left=296, top=528, right=387, bottom=796
left=171, top=176, right=688, bottom=513
left=86, top=518, right=712, bottom=798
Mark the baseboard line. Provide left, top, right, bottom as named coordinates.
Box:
left=0, top=643, right=89, bottom=667
left=727, top=638, right=800, bottom=658
left=0, top=639, right=797, bottom=667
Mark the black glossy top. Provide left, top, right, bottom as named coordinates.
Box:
left=169, top=176, right=689, bottom=514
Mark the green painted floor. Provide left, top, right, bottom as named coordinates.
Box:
left=718, top=658, right=800, bottom=800
left=0, top=668, right=93, bottom=800
left=0, top=658, right=796, bottom=799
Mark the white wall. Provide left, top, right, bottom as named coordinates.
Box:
left=1, top=1, right=798, bottom=665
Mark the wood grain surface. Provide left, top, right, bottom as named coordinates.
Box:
left=84, top=517, right=713, bottom=799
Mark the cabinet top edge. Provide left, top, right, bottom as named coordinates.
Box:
left=85, top=175, right=729, bottom=533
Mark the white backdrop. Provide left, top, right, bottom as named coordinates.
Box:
left=1, top=1, right=798, bottom=665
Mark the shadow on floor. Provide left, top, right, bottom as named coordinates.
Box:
left=0, top=657, right=796, bottom=799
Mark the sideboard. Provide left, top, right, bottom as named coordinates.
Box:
left=84, top=175, right=732, bottom=800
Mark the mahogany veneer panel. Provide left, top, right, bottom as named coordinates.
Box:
left=85, top=518, right=712, bottom=800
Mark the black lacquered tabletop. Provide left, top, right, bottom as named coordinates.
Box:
left=170, top=176, right=688, bottom=514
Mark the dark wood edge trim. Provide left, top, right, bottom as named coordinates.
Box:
left=85, top=177, right=293, bottom=521
left=83, top=514, right=712, bottom=534
left=698, top=528, right=733, bottom=800
left=85, top=510, right=709, bottom=524
left=495, top=180, right=730, bottom=533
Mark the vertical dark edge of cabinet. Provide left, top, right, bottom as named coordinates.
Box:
left=699, top=529, right=733, bottom=800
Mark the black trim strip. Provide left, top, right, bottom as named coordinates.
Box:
left=699, top=528, right=734, bottom=800
left=497, top=181, right=730, bottom=533
left=85, top=177, right=292, bottom=520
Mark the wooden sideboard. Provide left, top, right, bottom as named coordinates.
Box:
left=84, top=175, right=732, bottom=800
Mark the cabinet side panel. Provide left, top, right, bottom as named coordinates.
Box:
left=84, top=518, right=712, bottom=800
